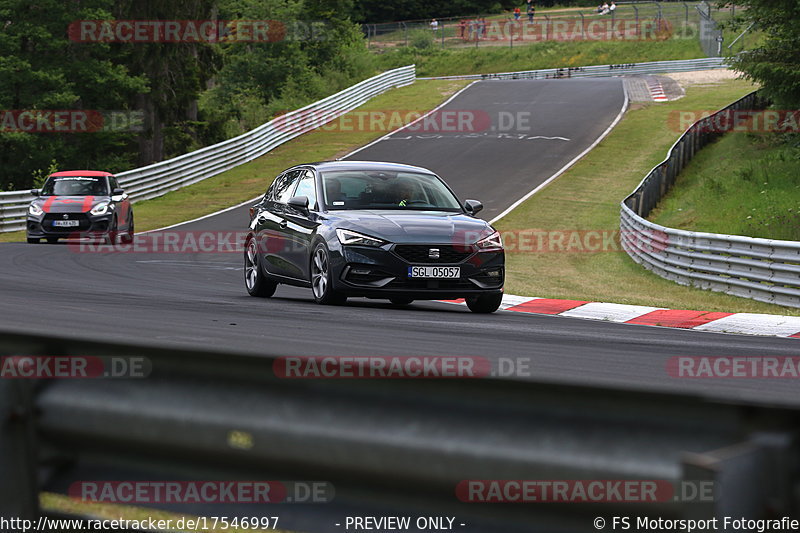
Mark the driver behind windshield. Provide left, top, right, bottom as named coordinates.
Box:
left=392, top=180, right=415, bottom=207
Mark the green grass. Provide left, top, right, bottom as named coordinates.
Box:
left=650, top=132, right=800, bottom=241
left=494, top=77, right=800, bottom=316
left=0, top=79, right=469, bottom=243
left=376, top=38, right=704, bottom=78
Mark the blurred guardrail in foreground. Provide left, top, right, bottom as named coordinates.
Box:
left=417, top=57, right=728, bottom=80
left=620, top=91, right=800, bottom=309
left=0, top=65, right=416, bottom=234
left=1, top=331, right=798, bottom=531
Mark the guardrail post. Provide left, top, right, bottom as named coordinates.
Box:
left=0, top=379, right=39, bottom=521
left=682, top=433, right=794, bottom=519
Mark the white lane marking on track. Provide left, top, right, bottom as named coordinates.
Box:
left=342, top=81, right=480, bottom=159
left=693, top=314, right=800, bottom=337
left=559, top=302, right=662, bottom=323
left=489, top=82, right=630, bottom=225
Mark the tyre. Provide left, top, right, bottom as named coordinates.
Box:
left=46, top=237, right=58, bottom=244
left=27, top=238, right=40, bottom=244
left=120, top=213, right=134, bottom=244
left=244, top=238, right=278, bottom=298
left=310, top=243, right=346, bottom=305
left=104, top=217, right=118, bottom=245
left=389, top=297, right=414, bottom=306
left=466, top=292, right=503, bottom=314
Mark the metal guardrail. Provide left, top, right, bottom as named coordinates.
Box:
left=620, top=91, right=800, bottom=309
left=417, top=57, right=728, bottom=80
left=0, top=65, right=416, bottom=234
left=1, top=331, right=797, bottom=528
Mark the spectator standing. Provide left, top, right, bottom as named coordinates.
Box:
left=609, top=1, right=616, bottom=14
left=514, top=7, right=521, bottom=21
left=430, top=18, right=439, bottom=31
left=527, top=5, right=535, bottom=22
left=458, top=19, right=466, bottom=39
left=479, top=18, right=487, bottom=39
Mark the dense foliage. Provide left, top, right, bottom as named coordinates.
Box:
left=720, top=0, right=800, bottom=109
left=0, top=0, right=374, bottom=190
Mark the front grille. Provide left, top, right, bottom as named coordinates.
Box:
left=386, top=278, right=476, bottom=290
left=393, top=245, right=473, bottom=264
left=43, top=213, right=91, bottom=232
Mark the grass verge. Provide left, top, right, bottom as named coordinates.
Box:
left=494, top=77, right=800, bottom=316
left=650, top=132, right=800, bottom=241
left=0, top=79, right=469, bottom=243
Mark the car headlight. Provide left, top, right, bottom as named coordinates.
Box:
left=90, top=202, right=112, bottom=216
left=476, top=230, right=503, bottom=251
left=28, top=203, right=43, bottom=216
left=336, top=229, right=386, bottom=247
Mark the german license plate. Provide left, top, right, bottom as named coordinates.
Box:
left=408, top=266, right=460, bottom=278
left=52, top=220, right=79, bottom=227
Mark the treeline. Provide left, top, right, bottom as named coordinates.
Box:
left=0, top=0, right=373, bottom=190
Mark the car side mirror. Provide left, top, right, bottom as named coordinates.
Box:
left=30, top=189, right=40, bottom=197
left=464, top=199, right=483, bottom=215
left=288, top=195, right=310, bottom=212
left=113, top=188, right=125, bottom=196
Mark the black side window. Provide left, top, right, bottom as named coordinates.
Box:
left=267, top=170, right=300, bottom=203
left=274, top=170, right=303, bottom=204
left=109, top=177, right=119, bottom=192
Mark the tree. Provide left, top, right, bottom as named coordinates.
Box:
left=0, top=0, right=148, bottom=189
left=113, top=0, right=220, bottom=164
left=721, top=0, right=800, bottom=108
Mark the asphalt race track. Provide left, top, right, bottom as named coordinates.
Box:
left=1, top=79, right=798, bottom=409
left=347, top=79, right=627, bottom=220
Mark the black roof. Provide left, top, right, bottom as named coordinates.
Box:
left=299, top=160, right=435, bottom=174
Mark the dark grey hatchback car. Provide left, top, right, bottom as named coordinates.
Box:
left=244, top=161, right=504, bottom=313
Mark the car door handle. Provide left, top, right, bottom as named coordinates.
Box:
left=279, top=220, right=288, bottom=229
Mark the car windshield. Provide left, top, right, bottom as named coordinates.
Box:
left=41, top=176, right=108, bottom=196
left=321, top=170, right=462, bottom=211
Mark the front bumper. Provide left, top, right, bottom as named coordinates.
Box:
left=27, top=213, right=113, bottom=238
left=331, top=243, right=504, bottom=300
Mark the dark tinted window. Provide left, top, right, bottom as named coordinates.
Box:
left=269, top=170, right=303, bottom=203
left=321, top=170, right=461, bottom=211
left=41, top=176, right=108, bottom=196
